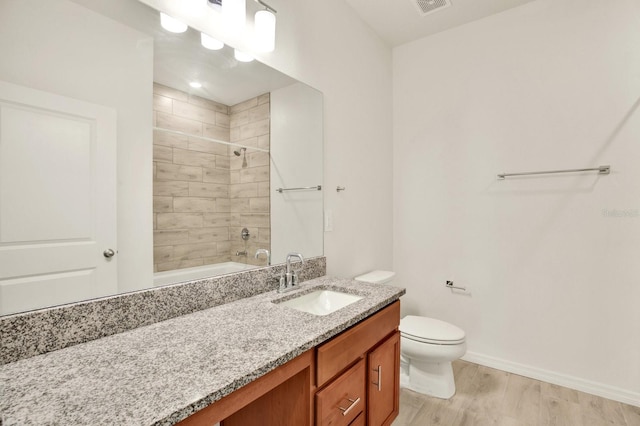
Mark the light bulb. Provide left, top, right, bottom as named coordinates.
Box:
left=189, top=82, right=202, bottom=88
left=234, top=49, right=254, bottom=62
left=254, top=10, right=276, bottom=52
left=222, top=0, right=246, bottom=36
left=160, top=12, right=187, bottom=33
left=201, top=33, right=224, bottom=50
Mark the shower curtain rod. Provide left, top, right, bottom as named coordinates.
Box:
left=497, top=165, right=610, bottom=180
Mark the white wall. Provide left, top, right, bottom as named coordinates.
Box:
left=270, top=83, right=324, bottom=263
left=0, top=0, right=154, bottom=294
left=141, top=0, right=394, bottom=278
left=394, top=0, right=640, bottom=404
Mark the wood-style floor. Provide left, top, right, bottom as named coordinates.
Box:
left=392, top=360, right=640, bottom=426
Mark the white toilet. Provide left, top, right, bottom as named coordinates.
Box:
left=354, top=270, right=466, bottom=399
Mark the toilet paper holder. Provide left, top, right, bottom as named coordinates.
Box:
left=446, top=280, right=467, bottom=291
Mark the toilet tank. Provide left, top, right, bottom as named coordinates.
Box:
left=354, top=270, right=396, bottom=285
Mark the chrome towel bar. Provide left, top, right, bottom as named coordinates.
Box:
left=497, top=165, right=610, bottom=180
left=275, top=185, right=322, bottom=193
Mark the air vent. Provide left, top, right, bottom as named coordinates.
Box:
left=413, top=0, right=452, bottom=16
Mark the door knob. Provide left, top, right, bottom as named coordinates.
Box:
left=103, top=249, right=116, bottom=258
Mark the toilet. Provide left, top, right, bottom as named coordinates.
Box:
left=354, top=270, right=466, bottom=399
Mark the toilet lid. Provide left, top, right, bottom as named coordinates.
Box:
left=400, top=316, right=465, bottom=344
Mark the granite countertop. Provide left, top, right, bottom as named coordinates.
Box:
left=0, top=276, right=405, bottom=425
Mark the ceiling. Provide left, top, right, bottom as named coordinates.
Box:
left=344, top=0, right=537, bottom=47
left=72, top=0, right=296, bottom=106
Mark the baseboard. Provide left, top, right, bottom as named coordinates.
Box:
left=462, top=351, right=640, bottom=408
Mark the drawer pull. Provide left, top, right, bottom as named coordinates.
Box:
left=338, top=397, right=361, bottom=416
left=372, top=365, right=382, bottom=391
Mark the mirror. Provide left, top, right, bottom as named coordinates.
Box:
left=0, top=0, right=323, bottom=315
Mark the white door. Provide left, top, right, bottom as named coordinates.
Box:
left=0, top=81, right=117, bottom=315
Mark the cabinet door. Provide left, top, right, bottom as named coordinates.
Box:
left=367, top=332, right=400, bottom=426
left=316, top=359, right=366, bottom=426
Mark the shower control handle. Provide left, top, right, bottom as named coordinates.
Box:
left=103, top=249, right=116, bottom=258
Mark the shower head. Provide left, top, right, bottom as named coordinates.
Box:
left=233, top=147, right=246, bottom=156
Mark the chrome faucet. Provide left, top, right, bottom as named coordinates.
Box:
left=278, top=252, right=304, bottom=293
left=255, top=248, right=271, bottom=265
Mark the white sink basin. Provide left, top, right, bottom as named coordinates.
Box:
left=276, top=290, right=363, bottom=316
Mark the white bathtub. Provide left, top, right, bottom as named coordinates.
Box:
left=153, top=262, right=258, bottom=287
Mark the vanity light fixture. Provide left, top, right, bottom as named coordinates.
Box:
left=201, top=32, right=224, bottom=50
left=254, top=0, right=277, bottom=53
left=234, top=49, right=254, bottom=62
left=189, top=81, right=203, bottom=88
left=222, top=0, right=246, bottom=36
left=160, top=12, right=188, bottom=33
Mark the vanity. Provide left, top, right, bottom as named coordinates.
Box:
left=0, top=275, right=405, bottom=425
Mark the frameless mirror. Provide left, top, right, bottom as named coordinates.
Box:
left=0, top=0, right=323, bottom=316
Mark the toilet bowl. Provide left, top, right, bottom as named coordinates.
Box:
left=354, top=270, right=466, bottom=399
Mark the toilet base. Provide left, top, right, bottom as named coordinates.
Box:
left=400, top=358, right=456, bottom=399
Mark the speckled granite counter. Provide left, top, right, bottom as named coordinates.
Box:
left=0, top=276, right=405, bottom=425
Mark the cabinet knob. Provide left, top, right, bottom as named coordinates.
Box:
left=338, top=397, right=361, bottom=416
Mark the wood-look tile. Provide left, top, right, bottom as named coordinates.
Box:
left=392, top=389, right=424, bottom=426
left=249, top=197, right=269, bottom=212
left=172, top=99, right=217, bottom=125
left=539, top=396, right=584, bottom=426
left=153, top=230, right=189, bottom=246
left=203, top=124, right=230, bottom=141
left=188, top=94, right=228, bottom=113
left=230, top=198, right=250, bottom=212
left=153, top=246, right=173, bottom=263
left=188, top=138, right=228, bottom=155
left=239, top=213, right=269, bottom=227
left=203, top=213, right=233, bottom=227
left=395, top=361, right=637, bottom=426
left=248, top=151, right=270, bottom=167
left=257, top=227, right=270, bottom=244
left=501, top=374, right=541, bottom=421
left=230, top=97, right=258, bottom=114
left=215, top=154, right=230, bottom=169
left=153, top=83, right=188, bottom=102
left=621, top=403, right=640, bottom=426
left=257, top=93, right=269, bottom=105
left=229, top=183, right=258, bottom=198
left=240, top=165, right=269, bottom=183
left=153, top=130, right=189, bottom=149
left=215, top=112, right=230, bottom=128
left=172, top=242, right=217, bottom=260
left=216, top=198, right=230, bottom=213
left=153, top=196, right=173, bottom=213
left=188, top=182, right=228, bottom=198
left=154, top=181, right=189, bottom=197
left=156, top=163, right=202, bottom=182
left=188, top=227, right=229, bottom=243
left=156, top=111, right=202, bottom=135
left=156, top=258, right=203, bottom=272
left=540, top=382, right=580, bottom=404
left=173, top=197, right=216, bottom=213
left=203, top=167, right=230, bottom=184
left=153, top=144, right=173, bottom=163
left=230, top=110, right=249, bottom=128
left=156, top=213, right=204, bottom=229
left=258, top=134, right=270, bottom=150
left=248, top=103, right=269, bottom=122
left=577, top=391, right=627, bottom=425
left=258, top=181, right=271, bottom=197
left=173, top=148, right=216, bottom=169
left=153, top=94, right=173, bottom=114
left=465, top=365, right=510, bottom=419
left=239, top=118, right=269, bottom=139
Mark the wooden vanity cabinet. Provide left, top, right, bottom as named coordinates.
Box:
left=178, top=301, right=400, bottom=426
left=315, top=301, right=400, bottom=426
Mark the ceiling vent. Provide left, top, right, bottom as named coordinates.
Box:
left=413, top=0, right=452, bottom=16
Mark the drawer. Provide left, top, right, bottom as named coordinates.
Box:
left=315, top=359, right=366, bottom=426
left=349, top=412, right=365, bottom=426
left=317, top=301, right=400, bottom=386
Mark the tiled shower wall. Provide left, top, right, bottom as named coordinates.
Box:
left=229, top=94, right=271, bottom=266
left=152, top=84, right=271, bottom=272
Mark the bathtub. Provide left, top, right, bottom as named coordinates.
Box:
left=153, top=262, right=258, bottom=287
